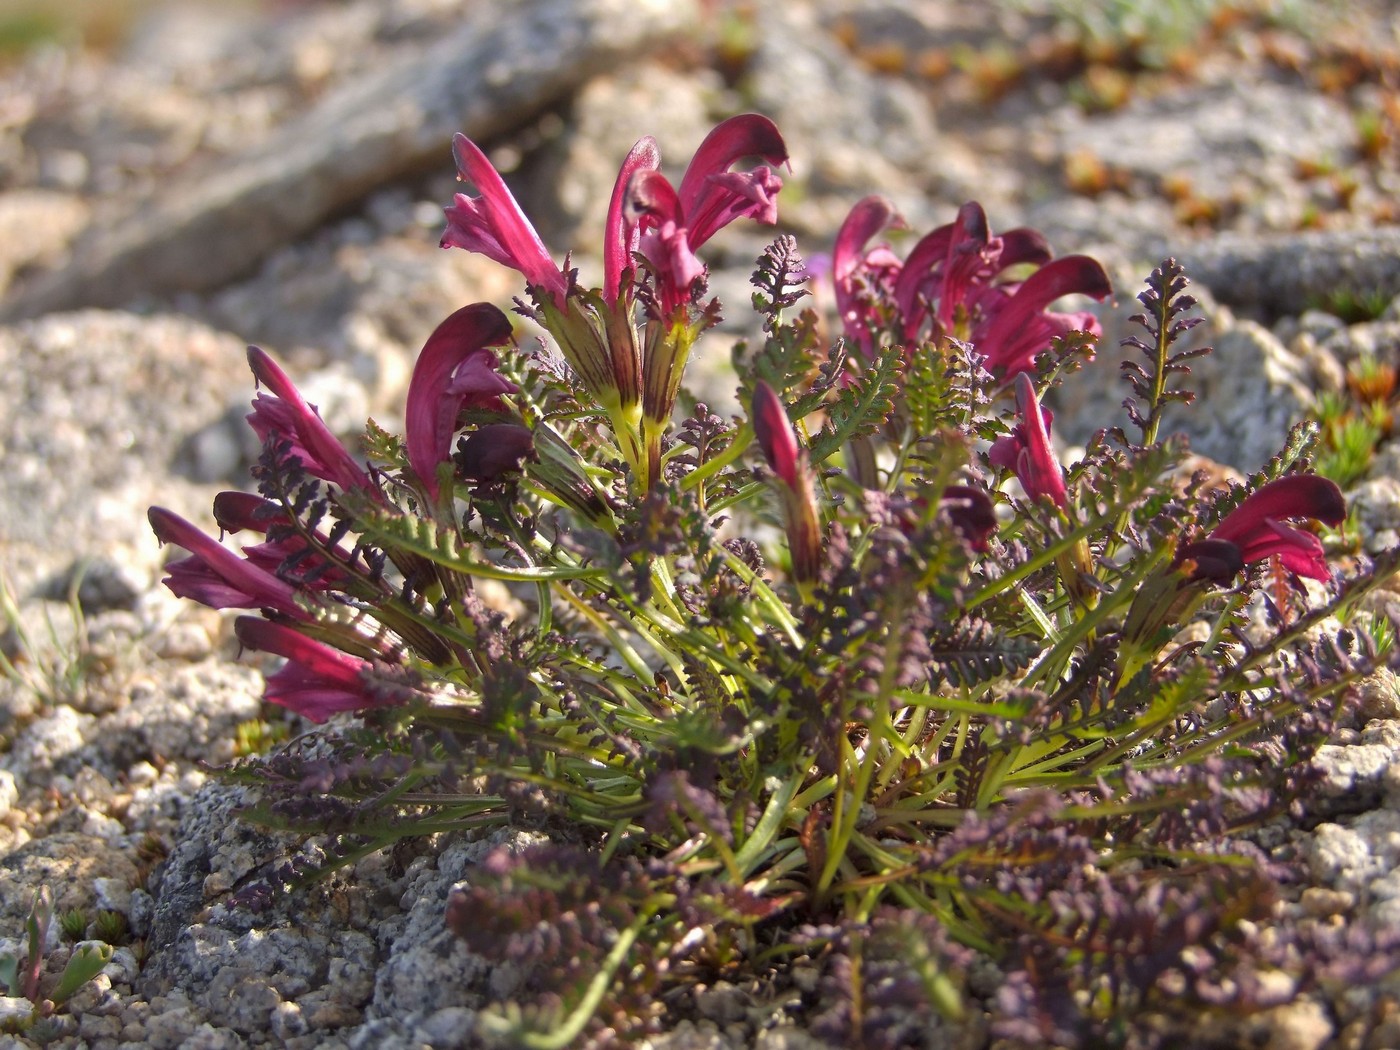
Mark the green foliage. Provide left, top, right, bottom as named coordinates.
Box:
left=0, top=567, right=93, bottom=710
left=0, top=887, right=114, bottom=1026
left=56, top=909, right=87, bottom=943
left=165, top=191, right=1392, bottom=1043
left=232, top=717, right=292, bottom=758
left=1308, top=286, right=1394, bottom=325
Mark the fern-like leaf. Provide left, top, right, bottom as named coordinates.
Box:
left=1120, top=258, right=1208, bottom=448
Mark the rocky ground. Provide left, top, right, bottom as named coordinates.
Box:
left=3, top=0, right=1400, bottom=1047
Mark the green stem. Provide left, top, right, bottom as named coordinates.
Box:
left=519, top=900, right=664, bottom=1050
left=735, top=769, right=805, bottom=877
left=682, top=422, right=753, bottom=492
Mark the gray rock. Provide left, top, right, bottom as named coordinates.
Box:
left=1180, top=227, right=1400, bottom=319
left=364, top=829, right=542, bottom=1030
left=1057, top=294, right=1318, bottom=472
left=1321, top=319, right=1400, bottom=370
left=1171, top=320, right=1318, bottom=471
left=0, top=189, right=88, bottom=296
left=1057, top=81, right=1354, bottom=201
left=0, top=832, right=141, bottom=934
left=745, top=0, right=943, bottom=229
left=37, top=556, right=144, bottom=615
left=0, top=311, right=245, bottom=600
left=0, top=0, right=700, bottom=320
left=1350, top=477, right=1400, bottom=556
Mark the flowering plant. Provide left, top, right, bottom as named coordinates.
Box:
left=151, top=116, right=1398, bottom=1046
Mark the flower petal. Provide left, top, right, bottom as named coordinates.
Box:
left=676, top=114, right=788, bottom=247
left=442, top=134, right=568, bottom=305
left=234, top=616, right=374, bottom=722
left=1237, top=519, right=1332, bottom=581
left=605, top=136, right=660, bottom=305
left=246, top=347, right=372, bottom=493
left=970, top=255, right=1111, bottom=374
left=892, top=202, right=999, bottom=338
left=751, top=381, right=800, bottom=490
left=404, top=302, right=515, bottom=500
left=994, top=227, right=1053, bottom=270
left=149, top=506, right=305, bottom=616
left=1209, top=475, right=1347, bottom=545
left=988, top=373, right=1067, bottom=508
left=833, top=196, right=905, bottom=352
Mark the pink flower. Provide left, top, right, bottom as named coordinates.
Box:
left=442, top=134, right=569, bottom=307
left=1179, top=475, right=1346, bottom=583
left=234, top=617, right=384, bottom=722
left=149, top=506, right=306, bottom=618
left=966, top=254, right=1113, bottom=377
left=751, top=381, right=821, bottom=584
left=625, top=114, right=789, bottom=316
left=751, top=380, right=801, bottom=489
left=832, top=195, right=906, bottom=355
left=246, top=347, right=373, bottom=494
left=403, top=303, right=517, bottom=500
left=833, top=200, right=1110, bottom=375
left=212, top=491, right=350, bottom=590
left=604, top=136, right=662, bottom=306
left=988, top=372, right=1068, bottom=509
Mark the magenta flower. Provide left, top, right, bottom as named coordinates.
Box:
left=966, top=254, right=1113, bottom=376
left=832, top=195, right=906, bottom=355
left=403, top=302, right=517, bottom=501
left=752, top=381, right=821, bottom=584
left=988, top=372, right=1068, bottom=509
left=625, top=114, right=789, bottom=316
left=246, top=347, right=373, bottom=494
left=212, top=491, right=351, bottom=590
left=149, top=506, right=307, bottom=618
left=442, top=134, right=569, bottom=307
left=854, top=200, right=1111, bottom=375
left=604, top=136, right=662, bottom=306
left=1178, top=475, right=1346, bottom=584
left=234, top=617, right=384, bottom=722
left=752, top=380, right=802, bottom=490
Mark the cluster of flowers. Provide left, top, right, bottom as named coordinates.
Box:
left=149, top=112, right=1345, bottom=724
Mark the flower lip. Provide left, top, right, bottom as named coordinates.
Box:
left=404, top=302, right=516, bottom=500
left=833, top=195, right=906, bottom=353
left=1179, top=475, right=1345, bottom=584
left=234, top=616, right=375, bottom=723
left=246, top=346, right=372, bottom=494
left=1209, top=475, right=1347, bottom=542
left=442, top=133, right=569, bottom=306
left=623, top=115, right=788, bottom=316
left=676, top=113, right=789, bottom=247
left=969, top=254, right=1112, bottom=376
left=149, top=506, right=305, bottom=617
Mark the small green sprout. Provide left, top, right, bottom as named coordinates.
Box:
left=56, top=910, right=87, bottom=943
